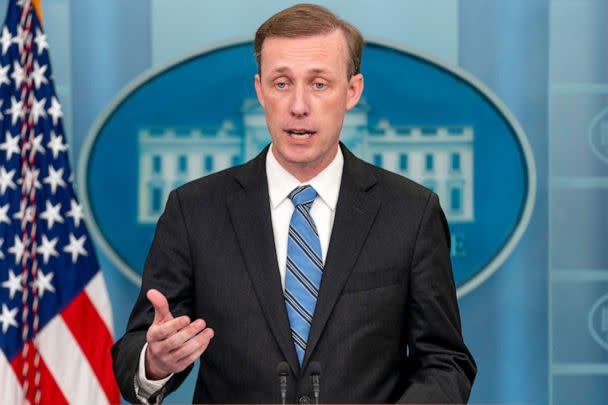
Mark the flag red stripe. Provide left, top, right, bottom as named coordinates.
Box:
left=11, top=344, right=69, bottom=405
left=61, top=291, right=120, bottom=404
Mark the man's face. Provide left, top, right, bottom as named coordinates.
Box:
left=254, top=29, right=364, bottom=181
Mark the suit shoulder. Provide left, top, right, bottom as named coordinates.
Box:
left=171, top=164, right=243, bottom=203
left=361, top=159, right=433, bottom=203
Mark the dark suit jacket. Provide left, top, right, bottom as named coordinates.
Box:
left=112, top=144, right=476, bottom=404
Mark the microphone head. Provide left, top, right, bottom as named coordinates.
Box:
left=276, top=361, right=290, bottom=376
left=309, top=361, right=321, bottom=375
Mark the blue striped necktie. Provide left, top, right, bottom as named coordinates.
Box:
left=285, top=185, right=323, bottom=365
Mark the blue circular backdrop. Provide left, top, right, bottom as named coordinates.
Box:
left=82, top=42, right=533, bottom=293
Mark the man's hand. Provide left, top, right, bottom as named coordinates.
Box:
left=144, top=289, right=214, bottom=380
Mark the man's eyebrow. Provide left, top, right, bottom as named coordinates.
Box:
left=268, top=67, right=332, bottom=75
left=270, top=66, right=291, bottom=74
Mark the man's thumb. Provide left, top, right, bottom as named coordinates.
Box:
left=147, top=289, right=172, bottom=323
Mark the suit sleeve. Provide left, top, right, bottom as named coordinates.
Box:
left=111, top=190, right=196, bottom=403
left=398, top=192, right=477, bottom=404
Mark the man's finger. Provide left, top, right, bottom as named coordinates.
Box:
left=173, top=327, right=214, bottom=363
left=162, top=319, right=207, bottom=351
left=174, top=329, right=215, bottom=371
left=147, top=315, right=191, bottom=342
left=147, top=289, right=173, bottom=324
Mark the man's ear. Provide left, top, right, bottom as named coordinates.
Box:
left=254, top=74, right=265, bottom=109
left=345, top=73, right=364, bottom=111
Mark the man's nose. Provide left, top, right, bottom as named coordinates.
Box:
left=289, top=85, right=309, bottom=117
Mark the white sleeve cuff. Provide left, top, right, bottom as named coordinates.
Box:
left=134, top=342, right=173, bottom=402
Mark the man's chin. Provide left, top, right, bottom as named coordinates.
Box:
left=276, top=151, right=320, bottom=169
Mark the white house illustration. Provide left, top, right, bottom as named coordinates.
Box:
left=138, top=99, right=474, bottom=224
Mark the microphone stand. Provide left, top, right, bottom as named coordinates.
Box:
left=309, top=361, right=321, bottom=405
left=276, top=361, right=289, bottom=405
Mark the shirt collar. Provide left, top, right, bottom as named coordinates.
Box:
left=266, top=144, right=343, bottom=211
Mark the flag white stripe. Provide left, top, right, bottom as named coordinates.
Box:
left=84, top=272, right=114, bottom=335
left=0, top=351, right=24, bottom=405
left=37, top=315, right=109, bottom=405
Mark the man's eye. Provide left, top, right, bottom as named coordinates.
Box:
left=314, top=82, right=326, bottom=90
left=275, top=82, right=287, bottom=89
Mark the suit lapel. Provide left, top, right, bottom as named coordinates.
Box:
left=227, top=148, right=300, bottom=375
left=226, top=145, right=380, bottom=373
left=302, top=145, right=380, bottom=369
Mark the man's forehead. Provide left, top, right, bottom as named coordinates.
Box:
left=259, top=31, right=349, bottom=74
left=261, top=29, right=347, bottom=49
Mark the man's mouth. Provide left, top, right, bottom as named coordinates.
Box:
left=285, top=129, right=317, bottom=139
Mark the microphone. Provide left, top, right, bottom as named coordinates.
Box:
left=309, top=361, right=321, bottom=405
left=276, top=361, right=289, bottom=405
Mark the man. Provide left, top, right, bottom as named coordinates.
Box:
left=112, top=4, right=476, bottom=404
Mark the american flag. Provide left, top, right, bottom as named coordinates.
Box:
left=0, top=1, right=119, bottom=403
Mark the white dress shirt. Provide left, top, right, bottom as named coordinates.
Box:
left=135, top=145, right=344, bottom=402
left=266, top=145, right=343, bottom=289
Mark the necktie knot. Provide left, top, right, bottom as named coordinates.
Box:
left=289, top=185, right=317, bottom=207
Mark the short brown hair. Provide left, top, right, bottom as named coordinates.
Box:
left=254, top=3, right=364, bottom=78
